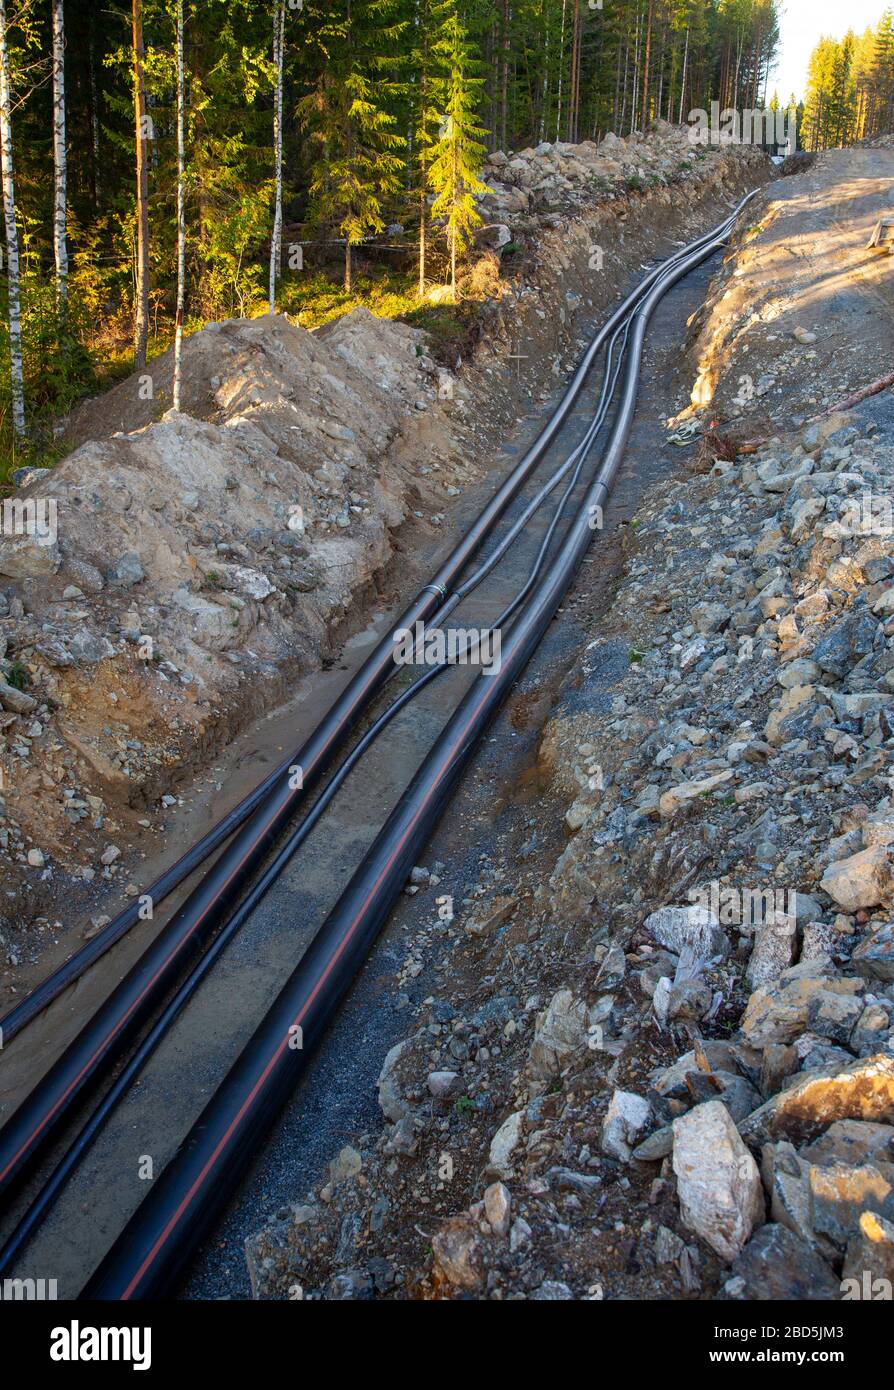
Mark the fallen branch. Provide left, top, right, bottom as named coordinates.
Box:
left=813, top=370, right=894, bottom=419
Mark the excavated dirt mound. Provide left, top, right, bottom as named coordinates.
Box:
left=0, top=309, right=472, bottom=929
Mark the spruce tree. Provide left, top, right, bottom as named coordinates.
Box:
left=412, top=0, right=441, bottom=298
left=428, top=0, right=488, bottom=303
left=298, top=0, right=407, bottom=293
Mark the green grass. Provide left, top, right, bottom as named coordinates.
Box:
left=1, top=258, right=504, bottom=485
left=6, top=661, right=30, bottom=691
left=280, top=265, right=488, bottom=365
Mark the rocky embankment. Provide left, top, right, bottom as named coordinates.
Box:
left=0, top=309, right=471, bottom=939
left=247, top=404, right=894, bottom=1306
left=246, top=150, right=894, bottom=1303
left=477, top=120, right=752, bottom=240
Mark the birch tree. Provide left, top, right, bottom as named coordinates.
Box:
left=0, top=0, right=24, bottom=438
left=268, top=0, right=285, bottom=315
left=51, top=0, right=67, bottom=322
left=132, top=0, right=150, bottom=370
left=173, top=0, right=185, bottom=409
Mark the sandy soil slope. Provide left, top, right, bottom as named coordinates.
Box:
left=687, top=143, right=894, bottom=426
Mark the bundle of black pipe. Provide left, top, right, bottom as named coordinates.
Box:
left=0, top=316, right=636, bottom=1280
left=0, top=209, right=746, bottom=1202
left=0, top=208, right=745, bottom=1055
left=83, top=196, right=756, bottom=1300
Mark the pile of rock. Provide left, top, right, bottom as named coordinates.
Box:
left=476, top=122, right=768, bottom=243
left=245, top=399, right=894, bottom=1301
left=0, top=308, right=464, bottom=905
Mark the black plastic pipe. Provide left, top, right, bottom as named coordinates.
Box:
left=83, top=202, right=754, bottom=1300
left=0, top=314, right=634, bottom=1275
left=0, top=219, right=732, bottom=1199
left=0, top=221, right=724, bottom=1063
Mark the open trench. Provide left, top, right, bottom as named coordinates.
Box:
left=0, top=191, right=763, bottom=1299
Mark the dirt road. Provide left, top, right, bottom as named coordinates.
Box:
left=689, top=144, right=894, bottom=426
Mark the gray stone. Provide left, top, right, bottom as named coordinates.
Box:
left=427, top=1070, right=459, bottom=1099
left=431, top=1215, right=483, bottom=1290
left=740, top=966, right=863, bottom=1047
left=602, top=1089, right=652, bottom=1161
left=739, top=1054, right=894, bottom=1145
left=806, top=989, right=865, bottom=1045
left=853, top=922, right=894, bottom=982
left=0, top=681, right=37, bottom=715
left=643, top=904, right=729, bottom=958
left=801, top=1119, right=894, bottom=1167
left=68, top=630, right=114, bottom=665
left=488, top=1110, right=524, bottom=1179
left=483, top=1181, right=511, bottom=1238
left=107, top=551, right=145, bottom=587
left=812, top=610, right=877, bottom=678
left=726, top=1223, right=840, bottom=1300
left=631, top=1125, right=674, bottom=1161
left=329, top=1145, right=362, bottom=1186
left=820, top=847, right=893, bottom=912
left=747, top=911, right=797, bottom=989
left=808, top=1161, right=894, bottom=1249
left=842, top=1210, right=894, bottom=1295
left=527, top=988, right=587, bottom=1082
left=667, top=977, right=713, bottom=1020
left=377, top=1038, right=412, bottom=1123
left=531, top=1280, right=574, bottom=1300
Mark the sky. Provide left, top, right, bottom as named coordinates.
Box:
left=770, top=0, right=887, bottom=101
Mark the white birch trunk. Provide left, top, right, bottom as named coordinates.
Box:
left=678, top=24, right=689, bottom=125
left=0, top=0, right=24, bottom=438
left=555, top=0, right=567, bottom=142
left=52, top=0, right=68, bottom=321
left=268, top=0, right=285, bottom=316
left=173, top=0, right=185, bottom=411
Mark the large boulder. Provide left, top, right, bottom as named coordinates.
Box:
left=643, top=903, right=729, bottom=958
left=672, top=1100, right=765, bottom=1261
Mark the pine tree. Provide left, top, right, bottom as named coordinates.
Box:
left=871, top=8, right=894, bottom=133
left=428, top=0, right=488, bottom=302
left=178, top=0, right=272, bottom=320
left=173, top=0, right=185, bottom=409
left=132, top=0, right=150, bottom=369
left=268, top=0, right=284, bottom=314
left=412, top=0, right=440, bottom=298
